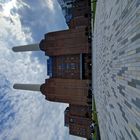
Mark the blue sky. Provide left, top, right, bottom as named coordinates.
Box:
left=0, top=0, right=84, bottom=140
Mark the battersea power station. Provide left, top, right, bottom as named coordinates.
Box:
left=12, top=0, right=94, bottom=139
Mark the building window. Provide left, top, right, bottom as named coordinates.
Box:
left=70, top=118, right=75, bottom=123
left=71, top=63, right=76, bottom=69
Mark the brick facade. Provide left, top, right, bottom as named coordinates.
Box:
left=40, top=78, right=91, bottom=106
left=39, top=27, right=90, bottom=56
left=64, top=105, right=92, bottom=139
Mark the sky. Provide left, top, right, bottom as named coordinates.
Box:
left=0, top=0, right=85, bottom=140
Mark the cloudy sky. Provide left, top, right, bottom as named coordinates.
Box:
left=0, top=0, right=84, bottom=140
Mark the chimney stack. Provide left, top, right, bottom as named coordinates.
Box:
left=12, top=44, right=40, bottom=52
left=13, top=84, right=41, bottom=92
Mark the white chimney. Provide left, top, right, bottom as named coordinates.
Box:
left=12, top=44, right=40, bottom=52
left=13, top=84, right=41, bottom=92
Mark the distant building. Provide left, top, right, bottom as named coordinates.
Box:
left=58, top=0, right=91, bottom=25
left=64, top=105, right=92, bottom=139
left=59, top=0, right=74, bottom=24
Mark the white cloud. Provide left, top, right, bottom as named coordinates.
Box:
left=0, top=0, right=32, bottom=44
left=0, top=0, right=85, bottom=140
left=43, top=0, right=55, bottom=11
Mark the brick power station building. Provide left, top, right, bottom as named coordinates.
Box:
left=12, top=0, right=93, bottom=139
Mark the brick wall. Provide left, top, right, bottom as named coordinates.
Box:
left=40, top=27, right=90, bottom=56
left=93, top=0, right=140, bottom=140
left=41, top=78, right=91, bottom=106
